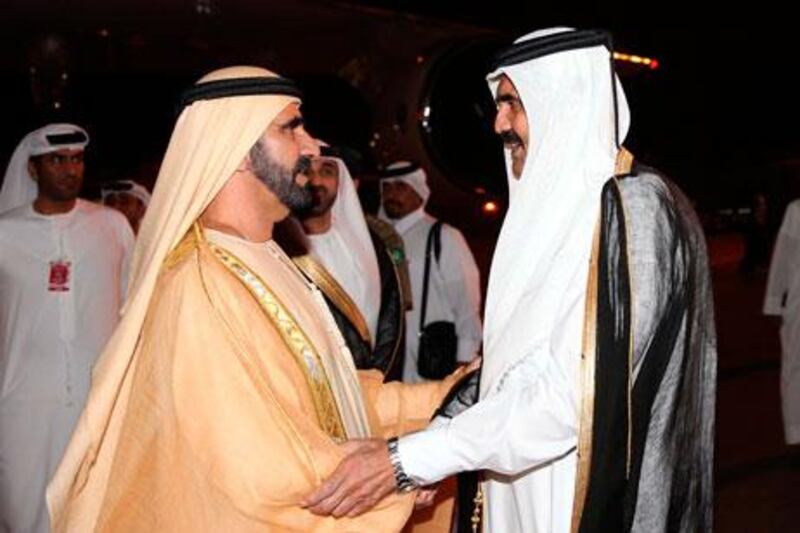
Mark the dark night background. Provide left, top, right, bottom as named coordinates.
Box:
left=1, top=3, right=799, bottom=528
left=2, top=1, right=799, bottom=219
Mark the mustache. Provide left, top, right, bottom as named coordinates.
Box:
left=293, top=155, right=312, bottom=177
left=499, top=130, right=523, bottom=148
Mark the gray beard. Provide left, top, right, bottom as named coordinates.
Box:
left=249, top=141, right=312, bottom=211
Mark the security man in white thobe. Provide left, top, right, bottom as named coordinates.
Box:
left=378, top=161, right=482, bottom=383
left=0, top=124, right=134, bottom=533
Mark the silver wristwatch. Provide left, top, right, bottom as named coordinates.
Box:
left=387, top=437, right=417, bottom=493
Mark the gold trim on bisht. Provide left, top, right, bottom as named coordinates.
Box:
left=197, top=228, right=347, bottom=441
left=614, top=146, right=635, bottom=476
left=162, top=226, right=201, bottom=272
left=570, top=218, right=601, bottom=533
left=615, top=146, right=634, bottom=175
left=293, top=254, right=373, bottom=347
left=570, top=148, right=636, bottom=531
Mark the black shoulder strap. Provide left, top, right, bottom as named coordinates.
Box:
left=419, top=221, right=443, bottom=330
left=433, top=220, right=443, bottom=262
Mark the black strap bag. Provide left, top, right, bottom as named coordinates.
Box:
left=417, top=221, right=458, bottom=379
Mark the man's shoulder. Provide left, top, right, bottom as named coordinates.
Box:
left=614, top=164, right=708, bottom=264
left=438, top=220, right=466, bottom=239
left=366, top=214, right=399, bottom=243
left=0, top=204, right=30, bottom=226
left=431, top=219, right=471, bottom=253
left=78, top=200, right=135, bottom=246
left=77, top=199, right=129, bottom=226
left=615, top=164, right=696, bottom=224
left=616, top=165, right=671, bottom=203
left=366, top=216, right=406, bottom=263
left=785, top=198, right=800, bottom=219
left=0, top=205, right=37, bottom=246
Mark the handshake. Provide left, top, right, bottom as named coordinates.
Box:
left=303, top=357, right=481, bottom=518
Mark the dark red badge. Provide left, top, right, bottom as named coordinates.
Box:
left=48, top=261, right=71, bottom=292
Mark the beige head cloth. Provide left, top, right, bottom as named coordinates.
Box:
left=47, top=66, right=299, bottom=527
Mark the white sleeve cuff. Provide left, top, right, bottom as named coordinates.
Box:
left=397, top=423, right=460, bottom=486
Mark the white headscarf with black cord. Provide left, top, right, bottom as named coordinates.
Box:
left=0, top=123, right=89, bottom=213
left=480, top=27, right=631, bottom=396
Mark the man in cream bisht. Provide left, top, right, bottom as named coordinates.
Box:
left=305, top=28, right=717, bottom=532
left=47, top=66, right=464, bottom=532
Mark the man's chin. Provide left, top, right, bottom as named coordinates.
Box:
left=52, top=192, right=81, bottom=203
left=295, top=205, right=327, bottom=219
left=382, top=208, right=397, bottom=219
left=285, top=193, right=313, bottom=213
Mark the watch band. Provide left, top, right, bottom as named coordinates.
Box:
left=387, top=437, right=417, bottom=493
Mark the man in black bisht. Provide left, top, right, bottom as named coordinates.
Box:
left=303, top=27, right=717, bottom=533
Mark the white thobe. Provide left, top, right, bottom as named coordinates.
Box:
left=387, top=209, right=482, bottom=383
left=0, top=200, right=133, bottom=533
left=397, top=270, right=584, bottom=532
left=764, top=199, right=800, bottom=444
left=307, top=229, right=381, bottom=344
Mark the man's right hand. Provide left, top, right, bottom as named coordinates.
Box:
left=302, top=439, right=396, bottom=518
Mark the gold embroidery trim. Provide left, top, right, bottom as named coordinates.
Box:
left=162, top=227, right=200, bottom=272
left=293, top=254, right=372, bottom=346
left=612, top=176, right=636, bottom=478
left=570, top=148, right=636, bottom=531
left=207, top=240, right=347, bottom=441
left=570, top=218, right=600, bottom=533
left=615, top=146, right=634, bottom=175
left=614, top=147, right=636, bottom=476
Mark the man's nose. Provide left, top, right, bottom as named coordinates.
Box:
left=494, top=107, right=511, bottom=135
left=63, top=161, right=81, bottom=176
left=298, top=129, right=320, bottom=158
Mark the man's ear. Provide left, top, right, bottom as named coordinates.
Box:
left=27, top=159, right=38, bottom=181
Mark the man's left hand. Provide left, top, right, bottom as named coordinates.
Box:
left=302, top=438, right=397, bottom=518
